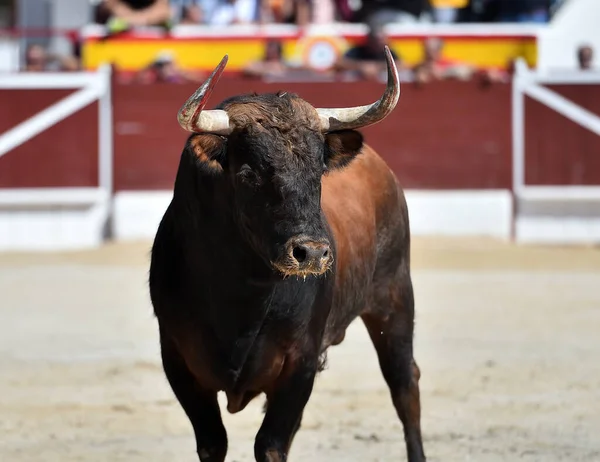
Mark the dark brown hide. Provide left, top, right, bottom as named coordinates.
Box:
left=150, top=95, right=425, bottom=462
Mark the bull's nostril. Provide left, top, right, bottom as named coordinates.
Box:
left=292, top=246, right=307, bottom=263
left=322, top=250, right=329, bottom=258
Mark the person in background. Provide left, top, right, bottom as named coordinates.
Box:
left=334, top=24, right=405, bottom=81
left=577, top=45, right=594, bottom=70
left=332, top=0, right=359, bottom=22
left=134, top=50, right=206, bottom=83
left=23, top=44, right=50, bottom=72
left=23, top=44, right=79, bottom=72
left=453, top=0, right=501, bottom=23
left=357, top=0, right=432, bottom=27
left=476, top=57, right=517, bottom=86
left=170, top=0, right=207, bottom=24
left=430, top=0, right=468, bottom=23
left=95, top=0, right=173, bottom=32
left=311, top=0, right=336, bottom=24
left=242, top=40, right=294, bottom=78
left=259, top=0, right=310, bottom=26
left=496, top=0, right=550, bottom=23
left=412, top=36, right=473, bottom=83
left=210, top=0, right=258, bottom=25
left=180, top=4, right=204, bottom=22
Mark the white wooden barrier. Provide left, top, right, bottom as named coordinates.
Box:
left=0, top=66, right=113, bottom=251
left=512, top=59, right=600, bottom=244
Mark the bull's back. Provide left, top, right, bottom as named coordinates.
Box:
left=321, top=145, right=409, bottom=344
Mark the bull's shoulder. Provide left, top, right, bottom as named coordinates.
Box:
left=321, top=144, right=402, bottom=232
left=320, top=144, right=407, bottom=279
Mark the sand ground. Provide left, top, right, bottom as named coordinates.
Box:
left=1, top=237, right=599, bottom=461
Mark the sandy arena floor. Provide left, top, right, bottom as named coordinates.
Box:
left=1, top=237, right=600, bottom=461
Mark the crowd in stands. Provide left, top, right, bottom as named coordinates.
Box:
left=239, top=28, right=515, bottom=86
left=92, top=0, right=563, bottom=30
left=23, top=43, right=81, bottom=72
left=17, top=0, right=596, bottom=84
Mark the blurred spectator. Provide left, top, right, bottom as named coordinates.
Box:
left=577, top=45, right=594, bottom=71
left=430, top=0, right=468, bottom=23
left=134, top=50, right=205, bottom=83
left=23, top=44, right=80, bottom=72
left=95, top=0, right=173, bottom=31
left=312, top=0, right=337, bottom=24
left=455, top=0, right=556, bottom=23
left=357, top=0, right=432, bottom=27
left=260, top=0, right=310, bottom=25
left=334, top=25, right=404, bottom=81
left=412, top=37, right=473, bottom=83
left=180, top=4, right=203, bottom=22
left=24, top=44, right=48, bottom=72
left=242, top=40, right=295, bottom=78
left=477, top=57, right=517, bottom=86
left=172, top=0, right=206, bottom=23
left=496, top=0, right=550, bottom=23
left=333, top=0, right=359, bottom=22
left=454, top=0, right=500, bottom=22
left=211, top=0, right=259, bottom=25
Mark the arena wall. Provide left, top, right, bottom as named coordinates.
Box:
left=81, top=24, right=539, bottom=73
left=0, top=189, right=110, bottom=251
left=107, top=80, right=517, bottom=241
left=1, top=79, right=599, bottom=249
left=112, top=189, right=513, bottom=241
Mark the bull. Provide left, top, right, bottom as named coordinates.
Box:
left=149, top=46, right=426, bottom=462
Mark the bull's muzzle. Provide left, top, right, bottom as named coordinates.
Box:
left=272, top=237, right=333, bottom=278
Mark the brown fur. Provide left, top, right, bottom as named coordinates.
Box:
left=190, top=134, right=224, bottom=173
left=150, top=91, right=424, bottom=462
left=224, top=97, right=321, bottom=133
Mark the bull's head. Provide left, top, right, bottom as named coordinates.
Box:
left=177, top=48, right=400, bottom=278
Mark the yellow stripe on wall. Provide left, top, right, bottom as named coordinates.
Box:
left=83, top=40, right=274, bottom=71
left=83, top=37, right=537, bottom=71
left=430, top=0, right=469, bottom=8
left=388, top=38, right=537, bottom=68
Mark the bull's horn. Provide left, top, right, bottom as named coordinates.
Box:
left=316, top=46, right=400, bottom=132
left=177, top=54, right=233, bottom=135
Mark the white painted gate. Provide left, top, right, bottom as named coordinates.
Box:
left=512, top=58, right=600, bottom=244
left=0, top=66, right=113, bottom=251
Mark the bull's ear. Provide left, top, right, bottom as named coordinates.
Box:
left=324, top=130, right=363, bottom=171
left=187, top=134, right=226, bottom=174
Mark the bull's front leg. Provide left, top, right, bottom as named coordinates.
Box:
left=254, top=357, right=318, bottom=462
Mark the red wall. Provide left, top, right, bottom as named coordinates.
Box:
left=0, top=90, right=98, bottom=188
left=111, top=79, right=513, bottom=191
left=525, top=85, right=600, bottom=186
left=1, top=80, right=598, bottom=191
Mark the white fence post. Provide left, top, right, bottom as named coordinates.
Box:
left=512, top=59, right=528, bottom=195
left=98, top=64, right=114, bottom=196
